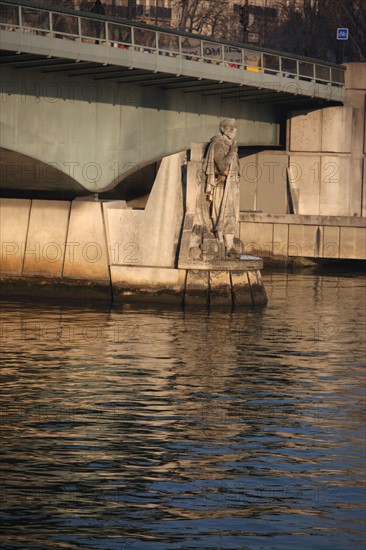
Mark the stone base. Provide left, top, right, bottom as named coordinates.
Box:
left=1, top=266, right=267, bottom=307
left=111, top=266, right=267, bottom=307
left=111, top=265, right=186, bottom=304
left=0, top=276, right=112, bottom=302
left=0, top=198, right=267, bottom=308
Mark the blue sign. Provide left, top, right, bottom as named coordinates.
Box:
left=337, top=28, right=349, bottom=40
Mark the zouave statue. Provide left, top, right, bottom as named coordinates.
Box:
left=189, top=118, right=244, bottom=260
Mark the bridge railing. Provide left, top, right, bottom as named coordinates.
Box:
left=0, top=0, right=346, bottom=90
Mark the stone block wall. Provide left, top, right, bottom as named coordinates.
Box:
left=240, top=63, right=366, bottom=218
left=238, top=213, right=366, bottom=261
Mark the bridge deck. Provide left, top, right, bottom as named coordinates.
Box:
left=0, top=0, right=345, bottom=104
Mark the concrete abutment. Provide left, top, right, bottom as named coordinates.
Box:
left=0, top=151, right=268, bottom=306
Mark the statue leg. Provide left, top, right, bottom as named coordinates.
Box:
left=225, top=233, right=235, bottom=256
left=216, top=230, right=224, bottom=243
left=212, top=183, right=224, bottom=241
left=225, top=234, right=244, bottom=258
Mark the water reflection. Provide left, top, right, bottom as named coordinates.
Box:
left=1, top=273, right=365, bottom=549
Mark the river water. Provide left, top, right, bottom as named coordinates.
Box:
left=1, top=271, right=365, bottom=549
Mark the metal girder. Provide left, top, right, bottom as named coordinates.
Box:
left=141, top=76, right=199, bottom=87
left=222, top=88, right=281, bottom=100
left=14, top=59, right=89, bottom=69
left=203, top=84, right=258, bottom=97
left=94, top=70, right=153, bottom=81
left=255, top=93, right=309, bottom=104
left=201, top=84, right=248, bottom=96
left=163, top=79, right=217, bottom=91
left=68, top=66, right=137, bottom=78
left=183, top=82, right=240, bottom=94
left=240, top=93, right=297, bottom=103
left=41, top=62, right=100, bottom=73
left=115, top=72, right=171, bottom=84
left=0, top=53, right=39, bottom=63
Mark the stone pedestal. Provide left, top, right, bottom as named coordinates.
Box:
left=177, top=142, right=268, bottom=307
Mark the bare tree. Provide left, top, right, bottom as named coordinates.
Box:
left=268, top=0, right=365, bottom=62
left=172, top=0, right=234, bottom=38
left=332, top=0, right=366, bottom=61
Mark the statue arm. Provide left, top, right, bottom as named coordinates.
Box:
left=204, top=139, right=238, bottom=199
left=213, top=141, right=237, bottom=176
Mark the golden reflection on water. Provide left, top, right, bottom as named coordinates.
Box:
left=0, top=273, right=365, bottom=548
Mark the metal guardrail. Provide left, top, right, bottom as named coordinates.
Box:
left=0, top=0, right=346, bottom=90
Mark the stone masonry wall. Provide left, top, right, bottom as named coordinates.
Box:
left=239, top=62, right=366, bottom=218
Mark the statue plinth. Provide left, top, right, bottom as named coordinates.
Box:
left=179, top=255, right=263, bottom=271
left=177, top=134, right=268, bottom=307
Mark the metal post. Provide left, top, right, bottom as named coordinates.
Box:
left=131, top=25, right=135, bottom=51
left=263, top=0, right=268, bottom=47
left=239, top=0, right=249, bottom=44
left=18, top=4, right=22, bottom=33
left=77, top=14, right=81, bottom=41
left=127, top=0, right=136, bottom=20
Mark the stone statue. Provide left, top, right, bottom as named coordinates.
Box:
left=189, top=118, right=243, bottom=260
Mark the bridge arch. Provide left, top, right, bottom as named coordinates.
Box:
left=0, top=63, right=281, bottom=193
left=0, top=147, right=85, bottom=195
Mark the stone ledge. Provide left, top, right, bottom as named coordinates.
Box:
left=179, top=256, right=264, bottom=271
left=111, top=265, right=186, bottom=304
left=239, top=212, right=366, bottom=227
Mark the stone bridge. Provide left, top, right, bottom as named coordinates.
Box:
left=0, top=0, right=346, bottom=195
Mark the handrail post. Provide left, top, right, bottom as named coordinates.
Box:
left=131, top=24, right=134, bottom=50
left=49, top=10, right=53, bottom=38
left=18, top=4, right=22, bottom=33
left=77, top=14, right=81, bottom=42
left=105, top=21, right=109, bottom=46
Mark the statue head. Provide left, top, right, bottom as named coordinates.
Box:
left=219, top=118, right=237, bottom=140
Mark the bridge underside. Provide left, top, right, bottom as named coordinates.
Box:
left=0, top=49, right=339, bottom=108
left=0, top=29, right=344, bottom=193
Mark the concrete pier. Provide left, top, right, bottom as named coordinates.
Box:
left=0, top=149, right=267, bottom=306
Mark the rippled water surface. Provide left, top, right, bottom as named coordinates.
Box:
left=1, top=272, right=365, bottom=549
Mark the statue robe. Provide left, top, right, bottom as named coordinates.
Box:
left=203, top=133, right=240, bottom=236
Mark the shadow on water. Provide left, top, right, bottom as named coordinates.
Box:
left=263, top=259, right=366, bottom=276
left=0, top=272, right=365, bottom=549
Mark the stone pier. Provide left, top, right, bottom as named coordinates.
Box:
left=0, top=149, right=267, bottom=307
